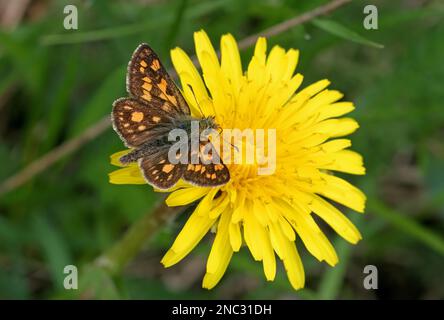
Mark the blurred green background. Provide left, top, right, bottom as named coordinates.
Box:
left=0, top=0, right=443, bottom=299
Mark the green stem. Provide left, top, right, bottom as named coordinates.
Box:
left=94, top=198, right=182, bottom=275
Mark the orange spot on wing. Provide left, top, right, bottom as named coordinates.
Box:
left=142, top=82, right=152, bottom=91
left=161, top=103, right=171, bottom=111
left=162, top=164, right=174, bottom=173
left=158, top=78, right=168, bottom=93
left=152, top=116, right=161, bottom=123
left=140, top=60, right=148, bottom=68
left=142, top=93, right=152, bottom=101
left=168, top=95, right=177, bottom=105
left=151, top=59, right=161, bottom=71
left=131, top=112, right=144, bottom=122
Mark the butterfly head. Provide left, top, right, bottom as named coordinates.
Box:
left=200, top=115, right=220, bottom=133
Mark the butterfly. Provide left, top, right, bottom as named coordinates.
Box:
left=111, top=43, right=230, bottom=189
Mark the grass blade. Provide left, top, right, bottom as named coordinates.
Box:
left=312, top=18, right=384, bottom=48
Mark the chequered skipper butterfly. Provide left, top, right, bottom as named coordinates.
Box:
left=111, top=44, right=230, bottom=189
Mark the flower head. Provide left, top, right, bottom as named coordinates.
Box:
left=110, top=30, right=366, bottom=290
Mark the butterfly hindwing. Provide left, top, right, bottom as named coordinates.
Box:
left=112, top=97, right=176, bottom=147
left=127, top=44, right=190, bottom=116
left=183, top=141, right=230, bottom=187
left=184, top=162, right=230, bottom=187
left=139, top=154, right=186, bottom=190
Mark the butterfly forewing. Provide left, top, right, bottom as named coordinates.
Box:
left=127, top=44, right=190, bottom=116
left=112, top=97, right=174, bottom=147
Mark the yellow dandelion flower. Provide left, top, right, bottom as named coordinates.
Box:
left=109, top=30, right=366, bottom=290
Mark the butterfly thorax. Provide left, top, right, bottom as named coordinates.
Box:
left=171, top=115, right=218, bottom=132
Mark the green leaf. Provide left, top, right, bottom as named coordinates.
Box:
left=33, top=215, right=72, bottom=289
left=312, top=18, right=384, bottom=49
left=369, top=199, right=444, bottom=256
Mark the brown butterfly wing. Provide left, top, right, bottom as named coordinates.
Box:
left=127, top=44, right=190, bottom=116
left=183, top=141, right=230, bottom=187
left=111, top=97, right=175, bottom=147
left=139, top=153, right=186, bottom=190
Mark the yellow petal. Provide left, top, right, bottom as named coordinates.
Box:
left=310, top=195, right=362, bottom=244
left=316, top=173, right=366, bottom=213
left=243, top=203, right=263, bottom=261
left=282, top=48, right=299, bottom=81
left=165, top=186, right=210, bottom=207
left=313, top=118, right=359, bottom=137
left=195, top=188, right=220, bottom=216
left=108, top=166, right=145, bottom=184
left=279, top=217, right=296, bottom=241
left=203, top=211, right=233, bottom=289
left=170, top=47, right=209, bottom=116
left=320, top=139, right=352, bottom=153
left=266, top=45, right=287, bottom=82
left=275, top=199, right=338, bottom=266
left=229, top=220, right=242, bottom=252
left=247, top=37, right=267, bottom=83
left=254, top=37, right=267, bottom=65
left=281, top=237, right=305, bottom=290
left=294, top=79, right=330, bottom=99
left=209, top=193, right=230, bottom=219
left=194, top=30, right=220, bottom=71
left=270, top=221, right=305, bottom=289
left=319, top=150, right=366, bottom=175
left=110, top=150, right=132, bottom=167
left=221, top=33, right=242, bottom=96
left=161, top=206, right=216, bottom=267
left=256, top=222, right=276, bottom=281
left=318, top=101, right=355, bottom=121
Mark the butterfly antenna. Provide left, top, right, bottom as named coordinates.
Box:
left=187, top=84, right=205, bottom=117
left=221, top=135, right=239, bottom=153
left=186, top=86, right=238, bottom=153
